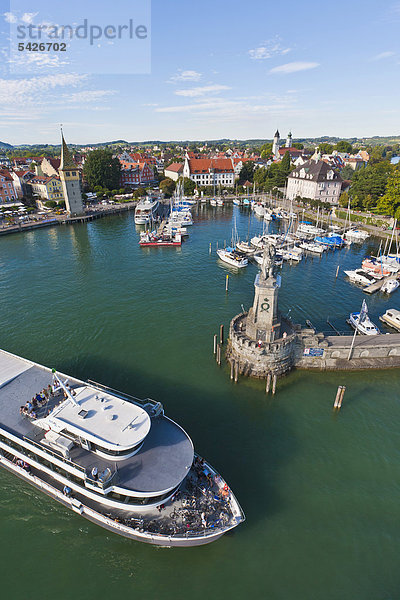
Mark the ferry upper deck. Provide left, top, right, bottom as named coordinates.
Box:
left=0, top=349, right=194, bottom=496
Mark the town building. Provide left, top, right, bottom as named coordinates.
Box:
left=286, top=159, right=342, bottom=205
left=0, top=170, right=18, bottom=204
left=272, top=130, right=280, bottom=157
left=120, top=162, right=155, bottom=187
left=164, top=162, right=184, bottom=181
left=59, top=132, right=84, bottom=216
left=285, top=131, right=293, bottom=148
left=27, top=175, right=64, bottom=203
left=183, top=157, right=235, bottom=187
left=11, top=170, right=34, bottom=198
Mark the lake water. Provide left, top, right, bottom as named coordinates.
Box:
left=0, top=205, right=399, bottom=600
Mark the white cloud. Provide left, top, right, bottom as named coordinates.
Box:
left=67, top=90, right=116, bottom=103
left=371, top=51, right=395, bottom=60
left=270, top=61, right=319, bottom=74
left=249, top=41, right=291, bottom=60
left=169, top=69, right=202, bottom=83
left=21, top=12, right=38, bottom=24
left=3, top=12, right=17, bottom=23
left=0, top=73, right=87, bottom=105
left=175, top=84, right=231, bottom=97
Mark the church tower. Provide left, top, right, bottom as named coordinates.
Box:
left=272, top=129, right=280, bottom=157
left=59, top=130, right=84, bottom=216
left=285, top=131, right=292, bottom=148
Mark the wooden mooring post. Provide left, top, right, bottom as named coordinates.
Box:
left=225, top=274, right=229, bottom=292
left=333, top=385, right=346, bottom=410
left=272, top=375, right=277, bottom=395
left=213, top=334, right=217, bottom=355
left=220, top=324, right=224, bottom=345
left=234, top=361, right=239, bottom=383
left=230, top=361, right=234, bottom=380
left=335, top=265, right=340, bottom=278
left=265, top=373, right=271, bottom=394
left=216, top=344, right=221, bottom=366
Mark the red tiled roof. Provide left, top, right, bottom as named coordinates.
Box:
left=165, top=162, right=184, bottom=173
left=0, top=169, right=12, bottom=181
left=188, top=158, right=234, bottom=174
left=45, top=157, right=61, bottom=170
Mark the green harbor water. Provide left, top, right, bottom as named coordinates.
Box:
left=1, top=205, right=400, bottom=600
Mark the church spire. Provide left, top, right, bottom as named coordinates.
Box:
left=60, top=128, right=76, bottom=170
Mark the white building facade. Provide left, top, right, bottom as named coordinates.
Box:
left=286, top=159, right=342, bottom=205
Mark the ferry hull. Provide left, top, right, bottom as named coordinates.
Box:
left=0, top=455, right=230, bottom=547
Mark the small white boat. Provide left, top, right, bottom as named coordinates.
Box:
left=233, top=198, right=241, bottom=206
left=379, top=308, right=400, bottom=331
left=216, top=198, right=224, bottom=206
left=236, top=240, right=255, bottom=254
left=349, top=307, right=380, bottom=335
left=210, top=198, right=217, bottom=206
left=344, top=269, right=377, bottom=286
left=217, top=248, right=248, bottom=268
left=253, top=253, right=283, bottom=267
left=345, top=229, right=370, bottom=242
left=254, top=204, right=265, bottom=218
left=381, top=278, right=399, bottom=294
left=280, top=247, right=303, bottom=262
left=264, top=209, right=273, bottom=221
left=299, top=241, right=326, bottom=254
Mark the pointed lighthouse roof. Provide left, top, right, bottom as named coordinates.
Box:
left=60, top=130, right=76, bottom=170
left=274, top=129, right=280, bottom=138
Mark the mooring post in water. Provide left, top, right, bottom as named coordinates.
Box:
left=220, top=324, right=224, bottom=345
left=230, top=361, right=234, bottom=380
left=213, top=334, right=217, bottom=355
left=337, top=386, right=346, bottom=409
left=225, top=274, right=229, bottom=292
left=266, top=373, right=271, bottom=394
left=272, top=375, right=277, bottom=395
left=336, top=265, right=340, bottom=278
left=333, top=386, right=343, bottom=409
left=209, top=242, right=212, bottom=254
left=234, top=361, right=239, bottom=383
left=216, top=344, right=221, bottom=365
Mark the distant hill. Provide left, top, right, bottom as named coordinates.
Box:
left=0, top=141, right=13, bottom=149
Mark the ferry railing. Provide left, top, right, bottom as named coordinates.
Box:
left=22, top=436, right=86, bottom=474
left=87, top=380, right=163, bottom=411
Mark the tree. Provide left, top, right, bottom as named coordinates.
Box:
left=349, top=162, right=392, bottom=209
left=159, top=178, right=176, bottom=198
left=377, top=169, right=400, bottom=218
left=238, top=161, right=255, bottom=184
left=292, top=142, right=304, bottom=150
left=340, top=165, right=355, bottom=180
left=335, top=141, right=353, bottom=153
left=178, top=176, right=196, bottom=195
left=83, top=149, right=121, bottom=190
left=339, top=191, right=349, bottom=208
left=44, top=200, right=57, bottom=209
left=318, top=143, right=334, bottom=155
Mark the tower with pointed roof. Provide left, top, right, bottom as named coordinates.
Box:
left=285, top=131, right=292, bottom=148
left=59, top=130, right=84, bottom=216
left=272, top=129, right=280, bottom=157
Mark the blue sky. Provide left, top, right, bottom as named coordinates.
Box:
left=0, top=0, right=400, bottom=144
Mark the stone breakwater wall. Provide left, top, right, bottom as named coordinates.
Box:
left=294, top=329, right=400, bottom=371
left=227, top=313, right=297, bottom=377
left=227, top=315, right=400, bottom=377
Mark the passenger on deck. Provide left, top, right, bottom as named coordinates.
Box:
left=91, top=467, right=98, bottom=481
left=63, top=485, right=72, bottom=497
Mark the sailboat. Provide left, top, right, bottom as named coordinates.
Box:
left=216, top=217, right=248, bottom=268
left=349, top=299, right=380, bottom=335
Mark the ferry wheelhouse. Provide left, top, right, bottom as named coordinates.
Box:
left=0, top=349, right=244, bottom=546
left=134, top=197, right=160, bottom=225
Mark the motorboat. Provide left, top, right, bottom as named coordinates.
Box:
left=381, top=278, right=399, bottom=294
left=349, top=307, right=380, bottom=335
left=217, top=247, right=248, bottom=268
left=296, top=222, right=325, bottom=237
left=134, top=197, right=160, bottom=225
left=253, top=253, right=283, bottom=267
left=210, top=198, right=217, bottom=206
left=254, top=204, right=265, bottom=218
left=139, top=230, right=182, bottom=247
left=0, top=349, right=244, bottom=546
left=299, top=241, right=326, bottom=254
left=233, top=198, right=241, bottom=206
left=236, top=240, right=255, bottom=254
left=344, top=269, right=377, bottom=286
left=242, top=198, right=250, bottom=206
left=264, top=209, right=273, bottom=222
left=216, top=198, right=224, bottom=206
left=379, top=308, right=400, bottom=331
left=344, top=229, right=370, bottom=242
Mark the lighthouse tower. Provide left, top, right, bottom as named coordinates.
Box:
left=272, top=129, right=280, bottom=157
left=285, top=131, right=293, bottom=148
left=59, top=130, right=84, bottom=216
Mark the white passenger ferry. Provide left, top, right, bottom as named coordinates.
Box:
left=0, top=349, right=244, bottom=546
left=134, top=196, right=160, bottom=225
